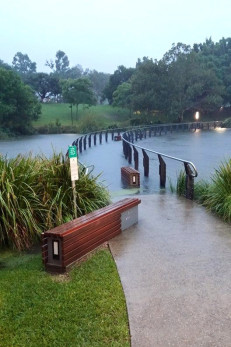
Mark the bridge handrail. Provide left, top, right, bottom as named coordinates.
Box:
left=121, top=132, right=198, bottom=178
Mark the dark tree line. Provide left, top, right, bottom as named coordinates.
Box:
left=1, top=38, right=231, bottom=134
left=0, top=51, right=109, bottom=133
left=105, top=38, right=231, bottom=121
left=7, top=50, right=110, bottom=103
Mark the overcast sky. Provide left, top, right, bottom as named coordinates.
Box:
left=0, top=0, right=230, bottom=74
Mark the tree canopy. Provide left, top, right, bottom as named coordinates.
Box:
left=0, top=68, right=41, bottom=133
left=109, top=39, right=229, bottom=121
left=61, top=78, right=96, bottom=112
left=12, top=52, right=36, bottom=75
left=1, top=36, right=231, bottom=129
left=103, top=65, right=135, bottom=104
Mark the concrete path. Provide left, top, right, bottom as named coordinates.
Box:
left=109, top=194, right=231, bottom=347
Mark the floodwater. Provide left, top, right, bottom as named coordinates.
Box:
left=0, top=128, right=231, bottom=195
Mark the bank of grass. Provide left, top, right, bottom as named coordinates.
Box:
left=0, top=248, right=130, bottom=347
left=0, top=153, right=110, bottom=250
left=175, top=159, right=231, bottom=222
left=34, top=104, right=131, bottom=133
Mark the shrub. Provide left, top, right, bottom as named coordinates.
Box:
left=0, top=153, right=110, bottom=250
left=175, top=159, right=231, bottom=223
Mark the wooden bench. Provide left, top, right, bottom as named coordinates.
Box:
left=42, top=198, right=141, bottom=273
left=121, top=167, right=140, bottom=187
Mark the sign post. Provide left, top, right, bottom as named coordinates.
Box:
left=68, top=145, right=78, bottom=218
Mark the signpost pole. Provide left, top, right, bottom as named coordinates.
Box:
left=72, top=180, right=77, bottom=219
left=68, top=145, right=79, bottom=219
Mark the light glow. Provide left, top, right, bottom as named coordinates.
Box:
left=215, top=127, right=226, bottom=132
left=195, top=111, right=200, bottom=120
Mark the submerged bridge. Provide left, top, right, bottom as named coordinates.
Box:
left=71, top=121, right=223, bottom=199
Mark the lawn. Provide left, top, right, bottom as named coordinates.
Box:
left=0, top=248, right=130, bottom=347
left=33, top=104, right=131, bottom=129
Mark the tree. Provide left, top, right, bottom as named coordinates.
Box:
left=61, top=78, right=96, bottom=119
left=103, top=65, right=135, bottom=104
left=112, top=82, right=132, bottom=115
left=131, top=58, right=167, bottom=114
left=194, top=37, right=231, bottom=105
left=131, top=47, right=224, bottom=121
left=0, top=68, right=41, bottom=133
left=65, top=65, right=83, bottom=79
left=28, top=73, right=61, bottom=101
left=162, top=42, right=191, bottom=64
left=0, top=59, right=11, bottom=70
left=86, top=70, right=110, bottom=102
left=46, top=50, right=70, bottom=77
left=161, top=51, right=224, bottom=120
left=12, top=52, right=36, bottom=75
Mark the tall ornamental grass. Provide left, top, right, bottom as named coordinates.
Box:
left=0, top=153, right=110, bottom=250
left=174, top=159, right=231, bottom=223
left=200, top=159, right=231, bottom=222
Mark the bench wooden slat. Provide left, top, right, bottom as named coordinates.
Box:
left=45, top=198, right=140, bottom=237
left=62, top=212, right=120, bottom=243
left=63, top=222, right=121, bottom=262
left=63, top=219, right=121, bottom=251
left=63, top=227, right=121, bottom=267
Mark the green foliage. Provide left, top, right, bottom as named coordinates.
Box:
left=176, top=170, right=186, bottom=196
left=221, top=117, right=231, bottom=128
left=193, top=180, right=210, bottom=202
left=0, top=249, right=130, bottom=347
left=131, top=58, right=166, bottom=114
left=12, top=52, right=36, bottom=75
left=61, top=78, right=96, bottom=112
left=87, top=69, right=110, bottom=101
left=103, top=65, right=135, bottom=104
left=175, top=160, right=231, bottom=223
left=131, top=48, right=224, bottom=121
left=27, top=72, right=61, bottom=101
left=112, top=82, right=132, bottom=114
left=46, top=50, right=70, bottom=77
left=0, top=153, right=110, bottom=250
left=199, top=159, right=231, bottom=222
left=0, top=68, right=41, bottom=134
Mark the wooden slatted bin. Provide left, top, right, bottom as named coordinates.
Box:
left=114, top=135, right=122, bottom=141
left=42, top=198, right=141, bottom=273
left=121, top=167, right=140, bottom=187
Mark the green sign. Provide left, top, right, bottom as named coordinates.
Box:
left=68, top=145, right=77, bottom=158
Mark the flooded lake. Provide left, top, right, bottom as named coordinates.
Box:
left=1, top=128, right=231, bottom=195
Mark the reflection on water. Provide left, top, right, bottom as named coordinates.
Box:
left=1, top=129, right=231, bottom=194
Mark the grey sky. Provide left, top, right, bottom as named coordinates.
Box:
left=0, top=0, right=230, bottom=73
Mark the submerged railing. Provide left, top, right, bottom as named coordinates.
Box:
left=70, top=121, right=223, bottom=199
left=122, top=129, right=198, bottom=200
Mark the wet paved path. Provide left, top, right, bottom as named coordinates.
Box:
left=109, top=194, right=231, bottom=347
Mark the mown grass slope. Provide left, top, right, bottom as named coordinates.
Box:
left=34, top=104, right=131, bottom=129
left=0, top=249, right=130, bottom=347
